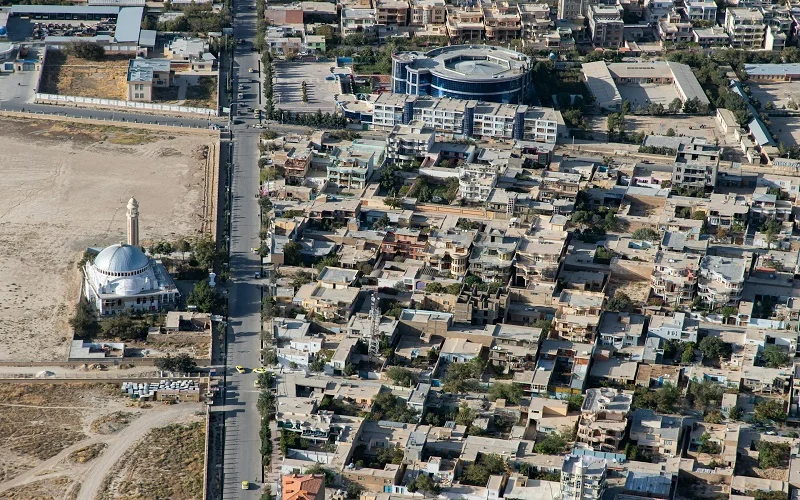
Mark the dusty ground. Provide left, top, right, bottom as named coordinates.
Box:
left=748, top=81, right=800, bottom=111
left=0, top=383, right=204, bottom=500
left=769, top=116, right=800, bottom=147
left=99, top=420, right=205, bottom=500
left=0, top=117, right=212, bottom=361
left=40, top=52, right=129, bottom=100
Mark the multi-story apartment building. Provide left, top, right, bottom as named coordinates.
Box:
left=513, top=231, right=568, bottom=286
left=381, top=228, right=427, bottom=260
left=697, top=254, right=749, bottom=309
left=643, top=0, right=674, bottom=22
left=561, top=455, right=607, bottom=500
left=693, top=27, right=731, bottom=47
left=375, top=0, right=410, bottom=25
left=751, top=188, right=793, bottom=221
left=458, top=163, right=500, bottom=203
left=340, top=8, right=378, bottom=36
left=365, top=93, right=563, bottom=143
left=558, top=0, right=589, bottom=21
left=539, top=171, right=581, bottom=202
left=327, top=139, right=385, bottom=190
left=588, top=5, right=623, bottom=48
left=724, top=8, right=765, bottom=49
left=651, top=250, right=700, bottom=307
left=630, top=409, right=684, bottom=458
left=483, top=1, right=522, bottom=41
left=672, top=161, right=717, bottom=191
left=420, top=229, right=477, bottom=277
left=577, top=388, right=632, bottom=452
left=553, top=290, right=605, bottom=343
left=445, top=6, right=485, bottom=41
left=273, top=145, right=313, bottom=183
left=518, top=3, right=552, bottom=37
left=685, top=0, right=716, bottom=20
left=647, top=312, right=698, bottom=343
left=534, top=340, right=594, bottom=396
left=468, top=228, right=520, bottom=283
left=658, top=10, right=692, bottom=43
left=597, top=312, right=646, bottom=349
left=386, top=121, right=435, bottom=161
left=409, top=0, right=446, bottom=26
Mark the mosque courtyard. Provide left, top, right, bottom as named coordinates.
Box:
left=0, top=116, right=215, bottom=361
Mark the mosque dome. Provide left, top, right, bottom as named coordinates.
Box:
left=93, top=244, right=149, bottom=276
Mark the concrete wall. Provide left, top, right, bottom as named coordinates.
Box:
left=35, top=93, right=218, bottom=117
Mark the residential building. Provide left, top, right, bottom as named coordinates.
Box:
left=386, top=121, right=435, bottom=161
left=409, top=0, right=446, bottom=26
left=381, top=228, right=427, bottom=261
left=513, top=231, right=568, bottom=287
left=597, top=312, right=646, bottom=349
left=455, top=287, right=510, bottom=325
left=483, top=1, right=522, bottom=41
left=630, top=409, right=684, bottom=458
left=685, top=0, right=716, bottom=20
left=724, top=8, right=766, bottom=49
left=651, top=251, right=700, bottom=307
left=327, top=139, right=386, bottom=190
left=163, top=37, right=215, bottom=70
left=539, top=171, right=581, bottom=202
left=647, top=312, right=698, bottom=343
left=553, top=290, right=605, bottom=343
left=672, top=161, right=717, bottom=191
left=375, top=0, right=409, bottom=25
left=282, top=474, right=326, bottom=500
left=420, top=229, right=477, bottom=276
left=468, top=228, right=520, bottom=283
left=697, top=254, right=749, bottom=309
left=126, top=58, right=171, bottom=102
left=341, top=8, right=377, bottom=36
left=488, top=323, right=542, bottom=373
left=561, top=455, right=607, bottom=500
left=693, top=27, right=731, bottom=47
left=643, top=0, right=674, bottom=22
left=577, top=388, right=632, bottom=452
left=588, top=5, right=623, bottom=49
left=534, top=339, right=593, bottom=397
left=459, top=163, right=501, bottom=203
left=445, top=6, right=485, bottom=41
left=440, top=337, right=483, bottom=363
left=273, top=145, right=313, bottom=182
left=294, top=282, right=360, bottom=320
left=657, top=10, right=693, bottom=44
left=705, top=193, right=749, bottom=229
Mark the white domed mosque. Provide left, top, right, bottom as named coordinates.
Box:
left=83, top=197, right=179, bottom=316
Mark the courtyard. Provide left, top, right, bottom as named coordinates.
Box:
left=617, top=83, right=681, bottom=110
left=748, top=81, right=800, bottom=110
left=0, top=116, right=214, bottom=361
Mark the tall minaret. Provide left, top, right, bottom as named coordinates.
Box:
left=126, top=196, right=140, bottom=247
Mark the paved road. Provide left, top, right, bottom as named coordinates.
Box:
left=220, top=0, right=266, bottom=498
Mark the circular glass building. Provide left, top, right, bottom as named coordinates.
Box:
left=391, top=45, right=532, bottom=104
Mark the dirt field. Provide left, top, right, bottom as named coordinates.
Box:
left=0, top=117, right=213, bottom=361
left=40, top=52, right=129, bottom=100
left=768, top=116, right=800, bottom=147
left=748, top=81, right=800, bottom=111
left=0, top=383, right=204, bottom=500
left=99, top=420, right=205, bottom=500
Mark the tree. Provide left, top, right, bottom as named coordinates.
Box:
left=187, top=280, right=224, bottom=314
left=385, top=367, right=418, bottom=387
left=567, top=394, right=584, bottom=412
left=632, top=228, right=660, bottom=240
left=681, top=342, right=696, bottom=364
left=754, top=399, right=786, bottom=423
left=70, top=299, right=100, bottom=337
left=757, top=441, right=790, bottom=468
left=607, top=291, right=633, bottom=312
left=697, top=432, right=721, bottom=454
left=698, top=336, right=732, bottom=362
left=406, top=474, right=441, bottom=496
left=425, top=282, right=444, bottom=293
left=455, top=403, right=476, bottom=427
left=668, top=98, right=682, bottom=114
left=728, top=406, right=743, bottom=421
left=369, top=392, right=418, bottom=423
left=373, top=214, right=391, bottom=230
left=384, top=197, right=402, bottom=209
left=343, top=363, right=357, bottom=376
left=688, top=379, right=723, bottom=410
left=704, top=410, right=723, bottom=424
left=65, top=41, right=105, bottom=60
left=534, top=432, right=569, bottom=454
left=461, top=454, right=506, bottom=486
left=622, top=100, right=632, bottom=114
left=155, top=353, right=197, bottom=373
left=488, top=383, right=523, bottom=405
left=721, top=306, right=738, bottom=323
left=102, top=314, right=146, bottom=340
left=762, top=345, right=791, bottom=368
left=533, top=319, right=552, bottom=337
left=282, top=241, right=302, bottom=266
left=193, top=236, right=219, bottom=269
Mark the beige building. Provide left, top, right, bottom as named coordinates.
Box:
left=651, top=250, right=700, bottom=307
left=630, top=409, right=683, bottom=458
left=127, top=58, right=171, bottom=102
left=410, top=0, right=446, bottom=25
left=576, top=388, right=632, bottom=452
left=553, top=290, right=605, bottom=343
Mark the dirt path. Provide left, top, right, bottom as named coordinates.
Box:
left=0, top=404, right=203, bottom=498
left=0, top=402, right=97, bottom=410
left=75, top=404, right=203, bottom=500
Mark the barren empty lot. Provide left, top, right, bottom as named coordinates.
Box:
left=40, top=51, right=129, bottom=100
left=0, top=383, right=204, bottom=499
left=0, top=117, right=212, bottom=361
